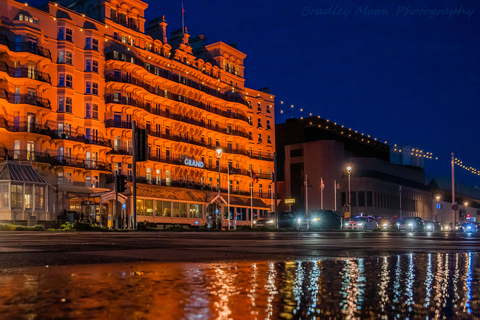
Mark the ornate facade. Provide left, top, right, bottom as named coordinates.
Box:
left=0, top=0, right=275, bottom=227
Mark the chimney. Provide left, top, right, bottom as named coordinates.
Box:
left=146, top=15, right=168, bottom=44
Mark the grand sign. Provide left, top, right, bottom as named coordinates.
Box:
left=184, top=159, right=204, bottom=168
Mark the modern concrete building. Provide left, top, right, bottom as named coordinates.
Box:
left=429, top=178, right=480, bottom=224
left=0, top=0, right=275, bottom=227
left=276, top=117, right=433, bottom=220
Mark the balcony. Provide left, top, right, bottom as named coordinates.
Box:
left=0, top=35, right=51, bottom=60
left=105, top=53, right=249, bottom=109
left=105, top=73, right=249, bottom=123
left=110, top=15, right=139, bottom=32
left=106, top=119, right=252, bottom=157
left=105, top=91, right=249, bottom=139
left=0, top=89, right=51, bottom=109
left=0, top=62, right=51, bottom=84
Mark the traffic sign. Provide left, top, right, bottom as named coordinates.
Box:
left=467, top=214, right=471, bottom=219
left=452, top=204, right=459, bottom=210
left=285, top=198, right=295, bottom=204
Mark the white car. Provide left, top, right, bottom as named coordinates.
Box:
left=345, top=216, right=378, bottom=230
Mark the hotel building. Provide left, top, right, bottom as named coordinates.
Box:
left=0, top=0, right=275, bottom=226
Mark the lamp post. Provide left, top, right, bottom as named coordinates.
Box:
left=216, top=148, right=223, bottom=229
left=435, top=195, right=440, bottom=222
left=465, top=202, right=469, bottom=220
left=346, top=166, right=352, bottom=220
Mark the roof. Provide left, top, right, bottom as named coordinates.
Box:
left=0, top=162, right=47, bottom=183
left=228, top=196, right=269, bottom=209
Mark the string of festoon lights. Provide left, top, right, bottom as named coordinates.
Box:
left=276, top=99, right=480, bottom=177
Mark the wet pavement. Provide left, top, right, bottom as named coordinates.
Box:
left=0, top=253, right=478, bottom=319
left=0, top=232, right=479, bottom=319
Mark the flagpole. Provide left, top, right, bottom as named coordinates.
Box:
left=321, top=177, right=323, bottom=210
left=334, top=179, right=337, bottom=211
left=250, top=168, right=253, bottom=228
left=305, top=173, right=309, bottom=230
left=227, top=164, right=230, bottom=230
left=182, top=2, right=185, bottom=34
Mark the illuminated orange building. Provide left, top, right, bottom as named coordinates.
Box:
left=0, top=0, right=275, bottom=227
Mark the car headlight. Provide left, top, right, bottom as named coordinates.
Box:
left=467, top=226, right=472, bottom=229
left=345, top=222, right=349, bottom=226
left=426, top=225, right=432, bottom=229
left=267, top=220, right=274, bottom=224
left=298, top=218, right=301, bottom=223
left=397, top=223, right=400, bottom=226
left=253, top=220, right=256, bottom=224
left=358, top=223, right=363, bottom=226
left=316, top=218, right=321, bottom=221
left=383, top=223, right=387, bottom=227
left=408, top=223, right=413, bottom=227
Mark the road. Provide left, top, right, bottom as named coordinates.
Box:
left=0, top=231, right=479, bottom=268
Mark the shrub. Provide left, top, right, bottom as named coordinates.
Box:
left=0, top=223, right=16, bottom=231
left=137, top=221, right=149, bottom=231
left=61, top=222, right=73, bottom=231
left=33, top=225, right=45, bottom=231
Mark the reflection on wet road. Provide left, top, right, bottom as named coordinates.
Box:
left=0, top=253, right=478, bottom=319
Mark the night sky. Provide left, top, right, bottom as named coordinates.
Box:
left=33, top=0, right=480, bottom=186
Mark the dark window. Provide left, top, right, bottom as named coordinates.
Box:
left=341, top=192, right=346, bottom=206
left=290, top=149, right=303, bottom=157
left=350, top=192, right=356, bottom=207
left=367, top=191, right=373, bottom=207
left=358, top=191, right=365, bottom=207
left=66, top=28, right=73, bottom=42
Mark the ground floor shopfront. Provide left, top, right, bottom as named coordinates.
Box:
left=70, top=183, right=272, bottom=229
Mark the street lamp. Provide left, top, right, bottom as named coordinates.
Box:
left=435, top=195, right=440, bottom=222
left=216, top=148, right=223, bottom=229
left=346, top=166, right=352, bottom=221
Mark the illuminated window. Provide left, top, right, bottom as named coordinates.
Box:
left=65, top=97, right=72, bottom=113
left=92, top=104, right=98, bottom=119
left=66, top=51, right=72, bottom=65
left=11, top=184, right=23, bottom=209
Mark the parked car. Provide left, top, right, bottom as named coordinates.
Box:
left=441, top=222, right=452, bottom=231
left=378, top=217, right=400, bottom=231
left=298, top=210, right=342, bottom=230
left=399, top=217, right=424, bottom=231
left=345, top=215, right=378, bottom=231
left=424, top=220, right=442, bottom=232
left=254, top=212, right=299, bottom=229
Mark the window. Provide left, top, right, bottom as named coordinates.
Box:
left=358, top=191, right=365, bottom=207
left=34, top=186, right=44, bottom=209
left=92, top=38, right=98, bottom=51
left=367, top=191, right=373, bottom=207
left=58, top=73, right=65, bottom=86
left=162, top=201, right=171, bottom=217
left=86, top=81, right=91, bottom=94
left=122, top=35, right=127, bottom=43
left=66, top=74, right=73, bottom=88
left=66, top=51, right=72, bottom=65
left=24, top=185, right=33, bottom=209
left=92, top=104, right=98, bottom=119
left=11, top=184, right=23, bottom=209
left=85, top=37, right=91, bottom=49
left=93, top=82, right=98, bottom=95
left=267, top=135, right=271, bottom=144
left=0, top=184, right=8, bottom=208
left=145, top=200, right=153, bottom=216
left=92, top=60, right=98, bottom=73
left=66, top=28, right=73, bottom=41
left=85, top=59, right=91, bottom=71
left=58, top=27, right=65, bottom=40
left=172, top=202, right=179, bottom=217
left=66, top=97, right=72, bottom=113
left=58, top=50, right=65, bottom=63
left=351, top=192, right=357, bottom=207
left=258, top=133, right=262, bottom=142
left=180, top=203, right=187, bottom=218
left=130, top=38, right=135, bottom=46
left=58, top=96, right=64, bottom=112
left=85, top=103, right=91, bottom=118
left=257, top=119, right=262, bottom=127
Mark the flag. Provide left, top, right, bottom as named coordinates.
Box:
left=304, top=179, right=313, bottom=187
left=228, top=163, right=241, bottom=175
left=251, top=170, right=259, bottom=184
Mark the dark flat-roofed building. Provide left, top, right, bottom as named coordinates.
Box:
left=276, top=117, right=433, bottom=220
